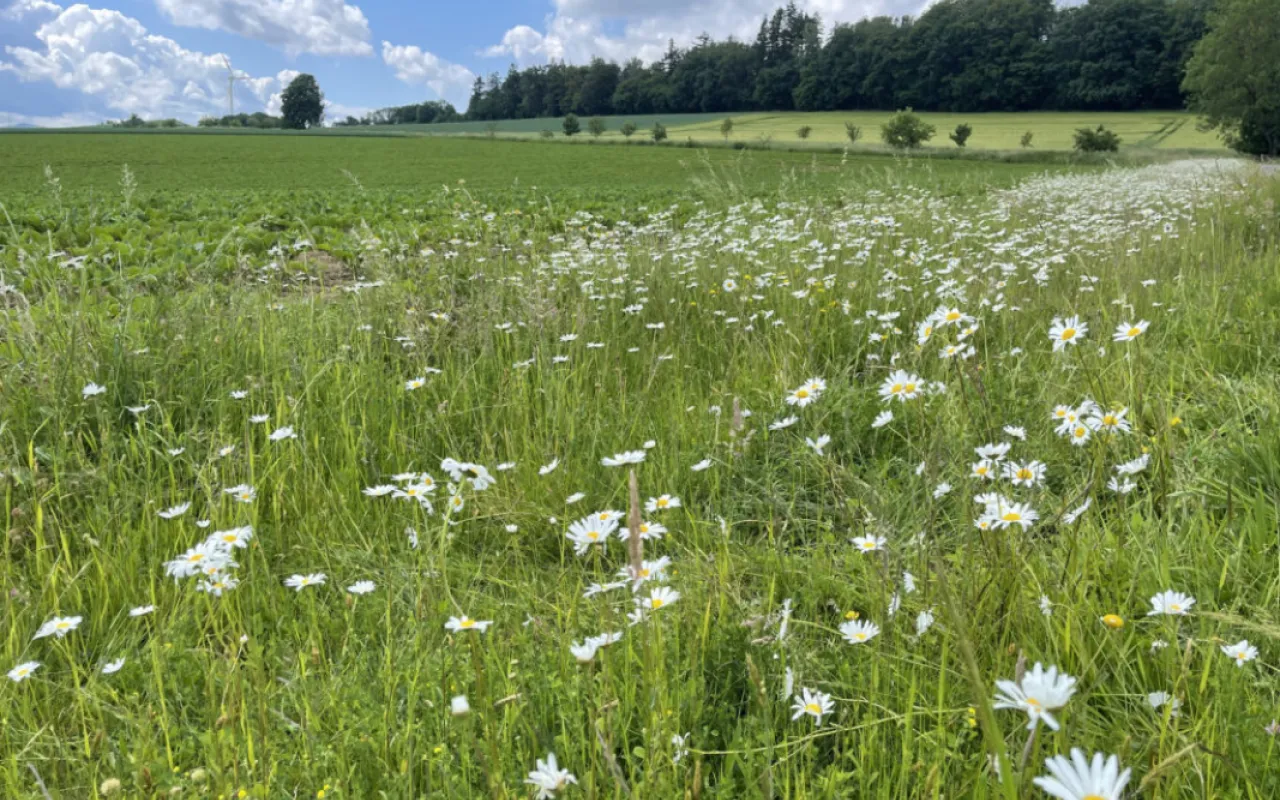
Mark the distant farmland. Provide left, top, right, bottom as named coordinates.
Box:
left=397, top=110, right=1224, bottom=152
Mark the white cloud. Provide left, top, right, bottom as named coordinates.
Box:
left=381, top=41, right=476, bottom=109
left=1, top=0, right=62, bottom=20
left=153, top=0, right=373, bottom=57
left=0, top=4, right=311, bottom=121
left=482, top=0, right=934, bottom=66
left=0, top=109, right=102, bottom=127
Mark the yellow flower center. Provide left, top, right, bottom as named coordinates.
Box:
left=975, top=466, right=988, bottom=476
left=1074, top=426, right=1087, bottom=438
left=1025, top=697, right=1042, bottom=710
left=861, top=541, right=874, bottom=549
left=1170, top=604, right=1181, bottom=612
left=1103, top=415, right=1117, bottom=426
left=651, top=598, right=664, bottom=608
left=795, top=389, right=809, bottom=399
left=1017, top=469, right=1032, bottom=480
left=854, top=633, right=867, bottom=641
left=639, top=568, right=650, bottom=577
left=805, top=703, right=821, bottom=714
left=890, top=383, right=903, bottom=394
left=1084, top=796, right=1105, bottom=800
left=460, top=619, right=475, bottom=628
left=1128, top=327, right=1141, bottom=337
left=657, top=499, right=669, bottom=508
left=946, top=312, right=960, bottom=321
left=1001, top=511, right=1021, bottom=522
left=904, top=383, right=916, bottom=394
left=1060, top=328, right=1075, bottom=340
left=55, top=621, right=70, bottom=629
left=587, top=532, right=599, bottom=540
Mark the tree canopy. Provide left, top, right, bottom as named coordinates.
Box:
left=1182, top=0, right=1280, bottom=155
left=463, top=0, right=1213, bottom=120
left=280, top=74, right=325, bottom=130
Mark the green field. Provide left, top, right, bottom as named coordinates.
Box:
left=1, top=136, right=1278, bottom=799
left=0, top=131, right=1070, bottom=195
left=401, top=110, right=1224, bottom=151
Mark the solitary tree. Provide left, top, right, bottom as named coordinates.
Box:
left=1183, top=0, right=1280, bottom=156
left=796, top=125, right=812, bottom=140
left=280, top=74, right=324, bottom=130
left=845, top=122, right=861, bottom=144
left=720, top=117, right=734, bottom=142
left=651, top=122, right=667, bottom=142
left=949, top=123, right=972, bottom=147
left=620, top=121, right=637, bottom=138
left=587, top=117, right=606, bottom=137
left=562, top=113, right=581, bottom=136
left=880, top=109, right=936, bottom=149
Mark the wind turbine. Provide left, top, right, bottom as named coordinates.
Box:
left=221, top=55, right=249, bottom=116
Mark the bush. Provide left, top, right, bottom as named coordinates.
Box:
left=562, top=113, right=580, bottom=137
left=796, top=125, right=812, bottom=140
left=845, top=122, right=862, bottom=144
left=949, top=123, right=972, bottom=148
left=880, top=109, right=936, bottom=149
left=484, top=122, right=498, bottom=138
left=539, top=129, right=554, bottom=139
left=1020, top=131, right=1034, bottom=148
left=587, top=117, right=606, bottom=138
left=651, top=122, right=667, bottom=142
left=620, top=122, right=637, bottom=138
left=1073, top=125, right=1121, bottom=152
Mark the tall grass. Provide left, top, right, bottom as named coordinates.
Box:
left=0, top=157, right=1277, bottom=798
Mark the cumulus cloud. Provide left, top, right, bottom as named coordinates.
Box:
left=381, top=41, right=476, bottom=108
left=2, top=0, right=62, bottom=20
left=482, top=0, right=935, bottom=66
left=0, top=4, right=305, bottom=120
left=153, top=0, right=372, bottom=57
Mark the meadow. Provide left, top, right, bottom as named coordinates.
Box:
left=0, top=135, right=1278, bottom=800
left=394, top=111, right=1224, bottom=152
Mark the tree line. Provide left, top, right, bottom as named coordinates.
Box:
left=463, top=0, right=1211, bottom=120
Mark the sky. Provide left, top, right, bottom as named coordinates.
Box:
left=0, top=0, right=939, bottom=127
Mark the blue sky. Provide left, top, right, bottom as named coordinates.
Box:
left=0, top=0, right=933, bottom=127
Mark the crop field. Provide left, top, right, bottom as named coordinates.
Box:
left=400, top=110, right=1224, bottom=152
left=0, top=132, right=1062, bottom=196
left=1, top=136, right=1279, bottom=800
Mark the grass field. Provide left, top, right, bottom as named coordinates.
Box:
left=400, top=110, right=1225, bottom=151
left=1, top=136, right=1278, bottom=799
left=0, top=131, right=1073, bottom=195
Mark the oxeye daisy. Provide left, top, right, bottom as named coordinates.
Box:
left=785, top=386, right=818, bottom=407
left=1147, top=590, right=1195, bottom=616
left=840, top=619, right=880, bottom=644
left=1032, top=749, right=1130, bottom=800
left=8, top=661, right=40, bottom=682
left=878, top=370, right=923, bottom=403
left=994, top=663, right=1076, bottom=731
left=851, top=535, right=885, bottom=552
left=602, top=450, right=645, bottom=467
left=1221, top=640, right=1257, bottom=667
left=644, top=586, right=680, bottom=610
left=791, top=688, right=834, bottom=726
left=157, top=502, right=190, bottom=519
left=645, top=494, right=680, bottom=513
left=1003, top=460, right=1046, bottom=487
left=1048, top=315, right=1087, bottom=351
left=33, top=615, right=82, bottom=640
left=347, top=580, right=376, bottom=595
left=524, top=753, right=576, bottom=799
left=1113, top=320, right=1149, bottom=342
left=224, top=484, right=257, bottom=503
left=283, top=573, right=326, bottom=591
left=445, top=616, right=493, bottom=633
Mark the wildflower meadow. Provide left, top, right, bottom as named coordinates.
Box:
left=1, top=147, right=1278, bottom=799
